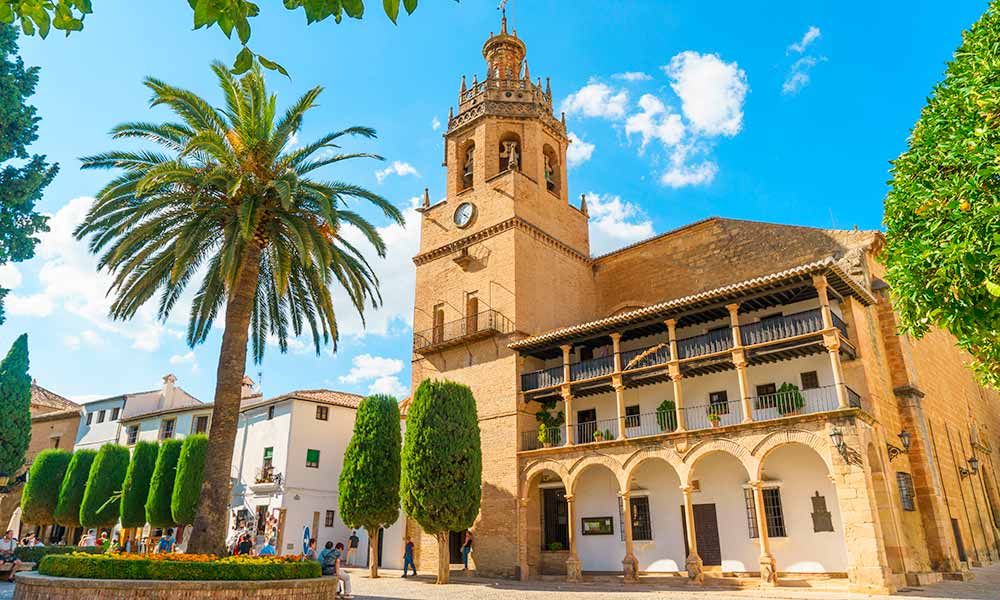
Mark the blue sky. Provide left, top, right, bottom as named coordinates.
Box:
left=0, top=0, right=987, bottom=404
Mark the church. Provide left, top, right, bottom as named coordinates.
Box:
left=406, top=18, right=1000, bottom=594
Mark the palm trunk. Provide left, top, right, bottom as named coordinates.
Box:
left=436, top=531, right=449, bottom=584
left=369, top=527, right=380, bottom=579
left=186, top=244, right=261, bottom=555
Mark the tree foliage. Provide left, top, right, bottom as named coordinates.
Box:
left=884, top=1, right=1000, bottom=386
left=20, top=448, right=72, bottom=524
left=171, top=434, right=208, bottom=525
left=0, top=25, right=55, bottom=323
left=79, top=443, right=129, bottom=528
left=146, top=439, right=182, bottom=528
left=119, top=441, right=158, bottom=528
left=339, top=394, right=401, bottom=578
left=401, top=379, right=481, bottom=583
left=53, top=449, right=96, bottom=527
left=0, top=333, right=31, bottom=476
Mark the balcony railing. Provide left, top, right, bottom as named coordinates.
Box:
left=577, top=417, right=619, bottom=444
left=740, top=309, right=820, bottom=346
left=521, top=365, right=564, bottom=391
left=677, top=329, right=733, bottom=359
left=252, top=466, right=282, bottom=489
left=570, top=355, right=615, bottom=381
left=521, top=424, right=567, bottom=451
left=621, top=345, right=670, bottom=370
left=684, top=399, right=745, bottom=430
left=751, top=385, right=842, bottom=420
left=413, top=309, right=513, bottom=353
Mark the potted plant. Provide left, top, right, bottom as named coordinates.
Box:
left=656, top=400, right=677, bottom=432
left=535, top=403, right=565, bottom=448
left=604, top=428, right=614, bottom=441
left=593, top=429, right=604, bottom=442
left=776, top=382, right=806, bottom=416
left=547, top=541, right=564, bottom=552
left=707, top=409, right=722, bottom=427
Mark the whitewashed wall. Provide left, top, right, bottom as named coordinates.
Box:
left=574, top=466, right=622, bottom=572
left=118, top=408, right=214, bottom=446
left=74, top=397, right=125, bottom=450
left=630, top=460, right=685, bottom=572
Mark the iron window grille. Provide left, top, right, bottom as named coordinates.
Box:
left=744, top=487, right=787, bottom=538
left=316, top=406, right=329, bottom=421
left=618, top=496, right=653, bottom=541
left=897, top=472, right=916, bottom=511
left=325, top=510, right=335, bottom=527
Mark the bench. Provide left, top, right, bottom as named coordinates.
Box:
left=0, top=561, right=36, bottom=578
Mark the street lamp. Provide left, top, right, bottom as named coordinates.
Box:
left=830, top=428, right=848, bottom=460
left=887, top=430, right=911, bottom=462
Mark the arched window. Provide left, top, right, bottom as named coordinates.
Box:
left=499, top=132, right=521, bottom=173
left=543, top=144, right=560, bottom=196
left=459, top=140, right=475, bottom=190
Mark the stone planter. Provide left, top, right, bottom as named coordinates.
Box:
left=14, top=572, right=338, bottom=599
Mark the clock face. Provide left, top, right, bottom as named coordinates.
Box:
left=454, top=202, right=476, bottom=228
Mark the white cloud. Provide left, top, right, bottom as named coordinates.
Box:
left=169, top=350, right=200, bottom=374
left=375, top=161, right=420, bottom=184
left=612, top=71, right=653, bottom=82
left=585, top=192, right=655, bottom=255
left=6, top=293, right=53, bottom=317
left=625, top=94, right=685, bottom=152
left=782, top=56, right=825, bottom=96
left=339, top=353, right=403, bottom=385
left=368, top=375, right=408, bottom=398
left=560, top=82, right=629, bottom=120
left=788, top=26, right=821, bottom=54
left=659, top=143, right=718, bottom=188
left=431, top=116, right=441, bottom=131
left=566, top=132, right=595, bottom=167
left=286, top=131, right=300, bottom=150
left=663, top=51, right=748, bottom=137
left=65, top=329, right=105, bottom=352
left=0, top=264, right=22, bottom=290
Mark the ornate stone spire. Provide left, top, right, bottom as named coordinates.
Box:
left=483, top=14, right=526, bottom=80
left=460, top=74, right=467, bottom=94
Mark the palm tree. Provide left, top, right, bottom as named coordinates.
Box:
left=75, top=62, right=404, bottom=554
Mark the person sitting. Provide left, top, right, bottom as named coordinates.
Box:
left=258, top=538, right=276, bottom=556
left=319, top=541, right=337, bottom=576
left=0, top=530, right=22, bottom=582
left=156, top=528, right=176, bottom=554
left=332, top=542, right=352, bottom=598
left=303, top=538, right=318, bottom=561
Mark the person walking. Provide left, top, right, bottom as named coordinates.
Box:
left=0, top=530, right=22, bottom=582
left=401, top=537, right=416, bottom=578
left=461, top=531, right=473, bottom=571
left=346, top=530, right=359, bottom=566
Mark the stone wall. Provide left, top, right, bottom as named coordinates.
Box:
left=13, top=573, right=338, bottom=600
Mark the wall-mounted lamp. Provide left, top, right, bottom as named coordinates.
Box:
left=887, top=430, right=912, bottom=462
left=830, top=428, right=848, bottom=461
left=959, top=456, right=980, bottom=479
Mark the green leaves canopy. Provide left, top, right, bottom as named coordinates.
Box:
left=171, top=434, right=208, bottom=525
left=79, top=444, right=129, bottom=528
left=401, top=380, right=481, bottom=535
left=54, top=449, right=96, bottom=527
left=0, top=334, right=31, bottom=476
left=120, top=441, right=159, bottom=528
left=883, top=0, right=1000, bottom=386
left=20, top=449, right=72, bottom=524
left=339, top=394, right=401, bottom=536
left=146, top=439, right=183, bottom=528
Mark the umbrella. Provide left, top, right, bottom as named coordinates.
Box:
left=7, top=506, right=21, bottom=537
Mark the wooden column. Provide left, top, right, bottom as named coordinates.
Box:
left=682, top=485, right=704, bottom=583
left=561, top=344, right=575, bottom=445
left=565, top=494, right=582, bottom=582
left=621, top=490, right=639, bottom=583
left=750, top=481, right=778, bottom=585
left=727, top=303, right=753, bottom=423
left=666, top=319, right=686, bottom=432
left=813, top=275, right=848, bottom=408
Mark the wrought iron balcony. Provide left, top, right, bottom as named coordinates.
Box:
left=413, top=309, right=513, bottom=354
left=677, top=328, right=733, bottom=359
left=521, top=365, right=564, bottom=391
left=570, top=355, right=615, bottom=381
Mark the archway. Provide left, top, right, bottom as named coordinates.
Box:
left=626, top=456, right=685, bottom=573
left=867, top=443, right=905, bottom=574
left=523, top=466, right=569, bottom=577
left=570, top=462, right=622, bottom=574
left=758, top=442, right=848, bottom=574
left=458, top=139, right=475, bottom=190
left=542, top=144, right=560, bottom=196
left=686, top=450, right=756, bottom=573
left=499, top=132, right=522, bottom=173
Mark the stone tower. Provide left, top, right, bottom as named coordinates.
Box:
left=408, top=18, right=595, bottom=577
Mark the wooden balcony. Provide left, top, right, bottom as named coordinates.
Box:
left=413, top=309, right=514, bottom=354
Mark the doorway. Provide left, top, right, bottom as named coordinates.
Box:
left=577, top=408, right=597, bottom=443
left=681, top=503, right=722, bottom=566
left=542, top=487, right=569, bottom=550
left=449, top=530, right=467, bottom=564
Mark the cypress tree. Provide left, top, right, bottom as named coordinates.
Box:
left=80, top=444, right=129, bottom=528
left=146, top=439, right=182, bottom=527
left=339, top=395, right=401, bottom=579
left=171, top=435, right=207, bottom=525
left=54, top=449, right=96, bottom=527
left=120, top=441, right=158, bottom=528
left=401, top=380, right=481, bottom=584
left=0, top=334, right=31, bottom=478
left=20, top=448, right=71, bottom=524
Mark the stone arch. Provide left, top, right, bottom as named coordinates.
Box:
left=622, top=446, right=684, bottom=486
left=499, top=131, right=522, bottom=173
left=682, top=437, right=758, bottom=485
left=458, top=138, right=475, bottom=190
left=542, top=143, right=560, bottom=196
left=521, top=459, right=570, bottom=499
left=751, top=429, right=834, bottom=479
left=567, top=453, right=626, bottom=494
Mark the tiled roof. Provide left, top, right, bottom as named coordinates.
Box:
left=30, top=383, right=80, bottom=412
left=241, top=389, right=364, bottom=412
left=119, top=387, right=204, bottom=420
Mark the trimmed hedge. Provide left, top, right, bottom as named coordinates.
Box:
left=171, top=434, right=207, bottom=525
left=120, top=441, right=158, bottom=528
left=20, top=449, right=72, bottom=524
left=146, top=439, right=182, bottom=527
left=80, top=444, right=130, bottom=528
left=39, top=555, right=322, bottom=581
left=13, top=546, right=103, bottom=565
left=54, top=449, right=97, bottom=527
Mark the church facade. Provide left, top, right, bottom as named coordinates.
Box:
left=407, top=21, right=1000, bottom=594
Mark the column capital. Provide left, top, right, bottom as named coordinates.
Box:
left=561, top=386, right=573, bottom=400
left=812, top=273, right=829, bottom=290
left=664, top=318, right=677, bottom=328
left=680, top=484, right=695, bottom=494
left=670, top=370, right=684, bottom=382
left=618, top=490, right=632, bottom=499
left=519, top=497, right=530, bottom=507
left=609, top=331, right=622, bottom=342
left=726, top=302, right=740, bottom=315
left=747, top=480, right=766, bottom=490
left=560, top=343, right=572, bottom=352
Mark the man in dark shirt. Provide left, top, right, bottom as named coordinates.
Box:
left=346, top=530, right=360, bottom=566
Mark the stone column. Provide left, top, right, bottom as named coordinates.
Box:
left=665, top=319, right=685, bottom=432
left=517, top=496, right=530, bottom=581
left=750, top=481, right=777, bottom=585
left=614, top=379, right=627, bottom=440
left=727, top=303, right=754, bottom=423
left=565, top=494, right=582, bottom=582
left=562, top=389, right=575, bottom=446
left=682, top=485, right=704, bottom=584
left=814, top=275, right=849, bottom=408
left=620, top=491, right=639, bottom=583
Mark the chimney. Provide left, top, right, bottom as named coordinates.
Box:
left=241, top=375, right=256, bottom=399
left=160, top=374, right=178, bottom=409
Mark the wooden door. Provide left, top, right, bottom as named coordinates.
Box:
left=681, top=503, right=722, bottom=566
left=465, top=295, right=479, bottom=334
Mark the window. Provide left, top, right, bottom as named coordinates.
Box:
left=267, top=405, right=275, bottom=420
left=306, top=449, right=320, bottom=468
left=625, top=405, right=641, bottom=428
left=325, top=510, right=335, bottom=527
left=800, top=371, right=819, bottom=390
left=744, top=487, right=787, bottom=538
left=97, top=410, right=106, bottom=424
left=465, top=293, right=479, bottom=334
left=708, top=390, right=729, bottom=415
left=755, top=383, right=778, bottom=408
left=316, top=406, right=329, bottom=421
left=126, top=425, right=139, bottom=445
left=159, top=418, right=176, bottom=440
left=432, top=304, right=445, bottom=344
left=193, top=415, right=209, bottom=434
left=897, top=472, right=916, bottom=511
left=111, top=407, right=120, bottom=421
left=263, top=447, right=273, bottom=468
left=86, top=412, right=93, bottom=426
left=618, top=496, right=652, bottom=541
left=51, top=436, right=61, bottom=449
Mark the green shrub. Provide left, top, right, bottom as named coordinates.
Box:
left=776, top=382, right=805, bottom=415
left=13, top=546, right=103, bottom=565
left=656, top=400, right=677, bottom=432
left=54, top=449, right=97, bottom=527
left=80, top=444, right=130, bottom=528
left=39, top=554, right=322, bottom=581
left=21, top=449, right=72, bottom=524
left=146, top=439, right=182, bottom=527
left=171, top=434, right=207, bottom=525
left=120, top=441, right=158, bottom=528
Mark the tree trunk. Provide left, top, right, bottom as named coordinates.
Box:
left=436, top=531, right=449, bottom=584
left=186, top=244, right=261, bottom=555
left=369, top=527, right=380, bottom=579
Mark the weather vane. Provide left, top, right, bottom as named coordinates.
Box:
left=498, top=0, right=508, bottom=17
